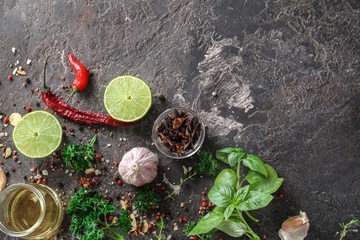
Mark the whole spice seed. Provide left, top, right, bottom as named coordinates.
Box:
left=5, top=148, right=11, bottom=159
left=156, top=108, right=202, bottom=157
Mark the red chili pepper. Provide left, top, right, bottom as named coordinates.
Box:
left=66, top=53, right=89, bottom=104
left=41, top=55, right=134, bottom=127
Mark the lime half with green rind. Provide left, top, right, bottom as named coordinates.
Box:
left=104, top=75, right=152, bottom=122
left=12, top=111, right=63, bottom=158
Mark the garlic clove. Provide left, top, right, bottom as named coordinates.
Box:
left=279, top=211, right=309, bottom=240
left=0, top=168, right=6, bottom=191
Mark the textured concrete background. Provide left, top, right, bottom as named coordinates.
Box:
left=0, top=0, right=359, bottom=239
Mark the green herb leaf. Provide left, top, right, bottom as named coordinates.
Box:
left=246, top=164, right=278, bottom=184
left=233, top=185, right=250, bottom=204
left=62, top=135, right=97, bottom=172
left=236, top=191, right=273, bottom=211
left=134, top=186, right=161, bottom=213
left=213, top=206, right=226, bottom=213
left=116, top=209, right=132, bottom=235
left=215, top=148, right=237, bottom=164
left=188, top=212, right=224, bottom=236
left=216, top=218, right=248, bottom=237
left=224, top=204, right=235, bottom=220
left=242, top=154, right=267, bottom=177
left=208, top=184, right=235, bottom=207
left=249, top=178, right=284, bottom=194
left=194, top=150, right=219, bottom=176
left=228, top=150, right=246, bottom=167
left=185, top=221, right=214, bottom=240
left=67, top=188, right=117, bottom=240
left=214, top=169, right=238, bottom=189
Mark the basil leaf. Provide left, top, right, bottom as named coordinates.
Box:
left=215, top=148, right=236, bottom=164
left=245, top=170, right=264, bottom=184
left=249, top=178, right=284, bottom=194
left=188, top=212, right=224, bottom=236
left=236, top=191, right=273, bottom=211
left=216, top=218, right=247, bottom=237
left=243, top=154, right=268, bottom=177
left=214, top=169, right=238, bottom=189
left=246, top=164, right=279, bottom=184
left=264, top=164, right=278, bottom=178
left=233, top=185, right=250, bottom=204
left=228, top=150, right=246, bottom=167
left=213, top=206, right=226, bottom=213
left=209, top=184, right=235, bottom=207
left=224, top=204, right=235, bottom=220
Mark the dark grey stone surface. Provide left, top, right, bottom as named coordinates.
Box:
left=0, top=0, right=359, bottom=239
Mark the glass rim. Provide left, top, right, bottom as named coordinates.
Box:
left=152, top=107, right=205, bottom=159
left=0, top=183, right=46, bottom=237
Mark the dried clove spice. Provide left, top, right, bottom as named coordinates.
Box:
left=156, top=108, right=202, bottom=157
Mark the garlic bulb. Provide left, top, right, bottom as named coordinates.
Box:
left=279, top=211, right=310, bottom=240
left=118, top=147, right=159, bottom=187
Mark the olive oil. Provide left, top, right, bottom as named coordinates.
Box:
left=0, top=184, right=64, bottom=239
left=9, top=189, right=41, bottom=231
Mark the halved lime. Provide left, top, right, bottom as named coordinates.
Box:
left=104, top=75, right=152, bottom=122
left=12, top=111, right=63, bottom=158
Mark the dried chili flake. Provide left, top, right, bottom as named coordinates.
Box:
left=78, top=177, right=100, bottom=186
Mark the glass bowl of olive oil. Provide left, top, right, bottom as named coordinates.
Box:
left=0, top=183, right=64, bottom=239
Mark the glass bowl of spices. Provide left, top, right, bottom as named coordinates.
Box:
left=152, top=107, right=205, bottom=159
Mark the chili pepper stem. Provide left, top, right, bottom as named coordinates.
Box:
left=65, top=86, right=79, bottom=104
left=41, top=55, right=51, bottom=93
left=89, top=134, right=98, bottom=147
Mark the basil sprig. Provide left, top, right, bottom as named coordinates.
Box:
left=188, top=148, right=283, bottom=240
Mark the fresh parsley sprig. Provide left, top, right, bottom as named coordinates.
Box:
left=194, top=150, right=219, bottom=176
left=62, top=134, right=97, bottom=172
left=67, top=188, right=129, bottom=240
left=134, top=186, right=162, bottom=213
left=116, top=209, right=132, bottom=235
